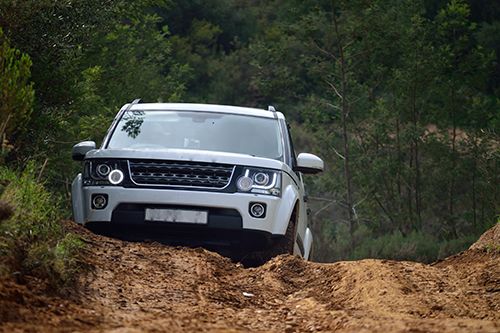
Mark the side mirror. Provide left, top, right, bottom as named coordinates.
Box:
left=295, top=153, right=324, bottom=174
left=72, top=141, right=96, bottom=161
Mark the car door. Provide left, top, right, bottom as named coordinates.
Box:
left=282, top=121, right=308, bottom=255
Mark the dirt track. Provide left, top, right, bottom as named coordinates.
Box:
left=1, top=223, right=499, bottom=333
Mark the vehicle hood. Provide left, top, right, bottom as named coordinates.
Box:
left=85, top=148, right=285, bottom=170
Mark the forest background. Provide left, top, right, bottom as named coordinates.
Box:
left=0, top=0, right=498, bottom=266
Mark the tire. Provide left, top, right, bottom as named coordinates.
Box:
left=241, top=219, right=296, bottom=266
left=268, top=218, right=296, bottom=256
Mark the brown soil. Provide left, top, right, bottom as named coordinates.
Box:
left=469, top=223, right=500, bottom=251
left=0, top=223, right=498, bottom=333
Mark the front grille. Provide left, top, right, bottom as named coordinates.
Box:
left=128, top=160, right=234, bottom=188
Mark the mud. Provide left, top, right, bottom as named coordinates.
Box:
left=0, top=223, right=499, bottom=332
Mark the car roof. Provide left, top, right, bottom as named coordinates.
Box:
left=125, top=103, right=285, bottom=119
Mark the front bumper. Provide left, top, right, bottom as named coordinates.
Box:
left=77, top=185, right=285, bottom=235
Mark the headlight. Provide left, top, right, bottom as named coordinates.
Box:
left=82, top=160, right=127, bottom=186
left=236, top=168, right=281, bottom=196
left=254, top=172, right=269, bottom=185
left=96, top=164, right=111, bottom=177
left=237, top=175, right=253, bottom=192
left=108, top=169, right=124, bottom=185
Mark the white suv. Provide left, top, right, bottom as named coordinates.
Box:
left=71, top=100, right=323, bottom=261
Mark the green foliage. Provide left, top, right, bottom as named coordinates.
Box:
left=0, top=27, right=34, bottom=156
left=352, top=228, right=440, bottom=263
left=74, top=66, right=114, bottom=143
left=1, top=0, right=191, bottom=202
left=0, top=0, right=119, bottom=105
left=0, top=0, right=498, bottom=263
left=81, top=12, right=189, bottom=107
left=282, top=0, right=498, bottom=262
left=437, top=234, right=479, bottom=258
left=315, top=219, right=483, bottom=263
left=26, top=233, right=84, bottom=287
left=0, top=163, right=84, bottom=288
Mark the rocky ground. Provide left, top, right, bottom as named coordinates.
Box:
left=0, top=223, right=499, bottom=332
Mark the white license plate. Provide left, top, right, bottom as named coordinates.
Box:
left=145, top=208, right=208, bottom=224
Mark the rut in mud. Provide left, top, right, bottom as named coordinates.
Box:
left=0, top=223, right=499, bottom=333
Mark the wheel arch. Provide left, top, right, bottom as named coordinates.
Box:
left=303, top=228, right=313, bottom=260
left=272, top=183, right=300, bottom=235
left=71, top=173, right=85, bottom=224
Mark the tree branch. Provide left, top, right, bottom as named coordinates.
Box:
left=308, top=196, right=336, bottom=202
left=311, top=39, right=338, bottom=61
left=325, top=80, right=343, bottom=100
left=325, top=102, right=341, bottom=111
left=313, top=200, right=336, bottom=220
left=330, top=145, right=346, bottom=160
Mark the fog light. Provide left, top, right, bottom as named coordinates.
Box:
left=92, top=194, right=108, bottom=209
left=249, top=202, right=266, bottom=218
left=108, top=169, right=124, bottom=185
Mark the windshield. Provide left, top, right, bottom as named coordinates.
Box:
left=107, top=110, right=283, bottom=160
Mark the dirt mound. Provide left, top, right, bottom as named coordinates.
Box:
left=1, top=222, right=499, bottom=332
left=469, top=223, right=500, bottom=251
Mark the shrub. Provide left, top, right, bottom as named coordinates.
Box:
left=0, top=162, right=84, bottom=289
left=351, top=229, right=440, bottom=263
left=0, top=27, right=35, bottom=159
left=437, top=234, right=479, bottom=259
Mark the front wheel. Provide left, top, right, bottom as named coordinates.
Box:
left=241, top=219, right=296, bottom=266
left=268, top=218, right=296, bottom=256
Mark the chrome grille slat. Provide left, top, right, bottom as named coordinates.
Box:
left=129, top=160, right=234, bottom=188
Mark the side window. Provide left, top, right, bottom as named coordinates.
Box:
left=286, top=123, right=298, bottom=169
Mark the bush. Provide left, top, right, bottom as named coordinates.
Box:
left=437, top=235, right=479, bottom=259
left=351, top=229, right=441, bottom=263
left=0, top=162, right=84, bottom=289
left=0, top=27, right=35, bottom=159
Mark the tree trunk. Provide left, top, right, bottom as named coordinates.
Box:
left=410, top=54, right=422, bottom=230
left=332, top=2, right=355, bottom=252
left=449, top=88, right=457, bottom=237
left=407, top=145, right=414, bottom=230
left=395, top=112, right=407, bottom=236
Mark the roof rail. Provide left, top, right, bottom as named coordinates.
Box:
left=268, top=105, right=278, bottom=120
left=125, top=98, right=141, bottom=112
